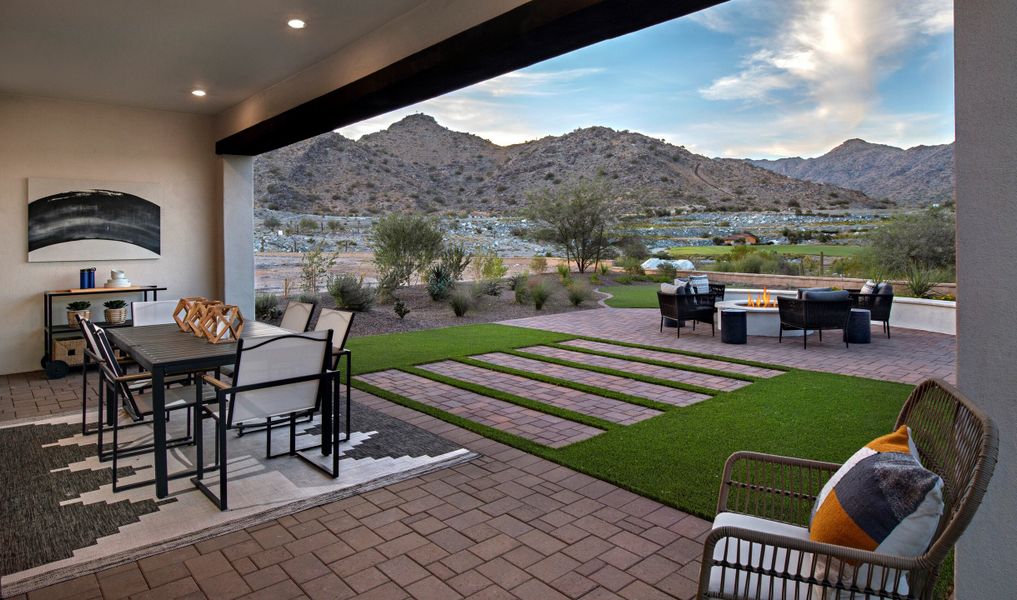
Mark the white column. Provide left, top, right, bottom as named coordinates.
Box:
left=954, top=1, right=1017, bottom=597
left=220, top=155, right=255, bottom=318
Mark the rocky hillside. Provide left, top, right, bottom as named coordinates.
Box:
left=254, top=114, right=882, bottom=216
left=746, top=139, right=953, bottom=206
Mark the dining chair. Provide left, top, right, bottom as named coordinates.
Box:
left=83, top=319, right=209, bottom=491
left=131, top=300, right=179, bottom=326
left=193, top=330, right=339, bottom=510
left=314, top=308, right=355, bottom=440
left=279, top=300, right=316, bottom=332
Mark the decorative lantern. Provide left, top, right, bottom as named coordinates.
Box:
left=173, top=297, right=207, bottom=332
left=200, top=304, right=246, bottom=344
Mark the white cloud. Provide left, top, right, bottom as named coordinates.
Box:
left=698, top=0, right=953, bottom=155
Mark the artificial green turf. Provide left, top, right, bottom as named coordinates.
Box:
left=600, top=283, right=664, bottom=308
left=346, top=323, right=913, bottom=520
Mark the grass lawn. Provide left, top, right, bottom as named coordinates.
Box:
left=347, top=323, right=912, bottom=520
left=600, top=283, right=663, bottom=308
left=669, top=244, right=865, bottom=257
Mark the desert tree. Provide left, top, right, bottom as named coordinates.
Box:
left=371, top=213, right=445, bottom=291
left=524, top=179, right=618, bottom=273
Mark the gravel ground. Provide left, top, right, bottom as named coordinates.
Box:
left=267, top=274, right=605, bottom=337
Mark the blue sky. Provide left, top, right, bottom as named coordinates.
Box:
left=340, top=0, right=954, bottom=159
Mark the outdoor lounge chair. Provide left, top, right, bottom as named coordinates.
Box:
left=777, top=293, right=852, bottom=348
left=846, top=288, right=895, bottom=338
left=314, top=308, right=355, bottom=441
left=193, top=330, right=340, bottom=510
left=131, top=300, right=178, bottom=326
left=697, top=378, right=998, bottom=599
left=279, top=300, right=316, bottom=332
left=657, top=290, right=717, bottom=339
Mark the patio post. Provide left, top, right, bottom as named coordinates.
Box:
left=219, top=155, right=255, bottom=318
left=954, top=0, right=1017, bottom=595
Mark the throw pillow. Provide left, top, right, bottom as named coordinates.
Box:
left=810, top=426, right=943, bottom=557
left=860, top=280, right=878, bottom=295
left=689, top=274, right=710, bottom=294
left=660, top=283, right=678, bottom=294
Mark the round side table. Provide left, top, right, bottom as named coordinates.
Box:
left=721, top=310, right=747, bottom=344
left=845, top=308, right=872, bottom=344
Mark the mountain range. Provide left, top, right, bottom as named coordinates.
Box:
left=254, top=114, right=949, bottom=216
left=746, top=139, right=954, bottom=205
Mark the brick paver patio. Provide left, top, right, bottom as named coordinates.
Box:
left=358, top=370, right=603, bottom=448
left=417, top=361, right=662, bottom=425
left=8, top=385, right=710, bottom=600
left=517, top=346, right=749, bottom=392
left=503, top=308, right=957, bottom=384
left=559, top=340, right=784, bottom=379
left=471, top=353, right=711, bottom=407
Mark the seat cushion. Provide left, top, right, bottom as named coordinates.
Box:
left=660, top=283, right=678, bottom=294
left=876, top=282, right=894, bottom=295
left=811, top=426, right=943, bottom=557
left=708, top=512, right=813, bottom=600
left=803, top=290, right=850, bottom=302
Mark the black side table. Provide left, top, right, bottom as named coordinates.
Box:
left=845, top=308, right=872, bottom=344
left=721, top=310, right=747, bottom=344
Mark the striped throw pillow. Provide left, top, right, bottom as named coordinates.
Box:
left=860, top=280, right=878, bottom=295
left=810, top=426, right=943, bottom=557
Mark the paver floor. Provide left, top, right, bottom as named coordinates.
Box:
left=417, top=360, right=662, bottom=425
left=518, top=346, right=749, bottom=391
left=503, top=308, right=956, bottom=384
left=357, top=370, right=602, bottom=448
left=471, top=353, right=711, bottom=407
left=8, top=383, right=710, bottom=600
left=560, top=339, right=784, bottom=379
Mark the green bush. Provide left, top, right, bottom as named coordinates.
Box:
left=616, top=256, right=645, bottom=275
left=614, top=275, right=634, bottom=285
left=475, top=279, right=502, bottom=297
left=508, top=272, right=529, bottom=291
left=300, top=242, right=337, bottom=295
left=473, top=249, right=508, bottom=280
left=905, top=265, right=941, bottom=299
left=439, top=243, right=472, bottom=280
left=254, top=293, right=280, bottom=320
left=449, top=288, right=473, bottom=317
left=372, top=213, right=445, bottom=290
left=529, top=256, right=548, bottom=274
left=531, top=282, right=552, bottom=310
left=326, top=274, right=375, bottom=312
left=298, top=292, right=320, bottom=304
left=514, top=283, right=531, bottom=305
left=262, top=216, right=281, bottom=230
left=865, top=207, right=955, bottom=278
left=426, top=264, right=455, bottom=301
left=589, top=274, right=601, bottom=285
left=393, top=300, right=410, bottom=319
left=556, top=263, right=571, bottom=282
left=657, top=262, right=678, bottom=281
left=598, top=263, right=610, bottom=275
left=567, top=281, right=593, bottom=307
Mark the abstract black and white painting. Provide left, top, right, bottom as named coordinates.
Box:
left=27, top=178, right=161, bottom=262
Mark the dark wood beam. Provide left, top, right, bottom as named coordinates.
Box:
left=216, top=0, right=725, bottom=155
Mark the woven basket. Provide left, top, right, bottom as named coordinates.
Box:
left=66, top=310, right=91, bottom=329
left=104, top=307, right=128, bottom=324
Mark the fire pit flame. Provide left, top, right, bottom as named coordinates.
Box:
left=746, top=288, right=778, bottom=308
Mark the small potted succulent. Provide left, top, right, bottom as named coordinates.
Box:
left=66, top=301, right=91, bottom=328
left=104, top=299, right=128, bottom=324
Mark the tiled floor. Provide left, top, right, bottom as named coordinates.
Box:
left=8, top=387, right=709, bottom=600
left=471, top=353, right=711, bottom=407
left=358, top=370, right=603, bottom=448
left=417, top=361, right=662, bottom=425
left=516, top=346, right=748, bottom=391
left=503, top=309, right=957, bottom=384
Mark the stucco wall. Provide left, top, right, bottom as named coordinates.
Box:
left=954, top=1, right=1017, bottom=596
left=0, top=94, right=219, bottom=375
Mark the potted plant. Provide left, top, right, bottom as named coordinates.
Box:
left=104, top=299, right=128, bottom=324
left=66, top=301, right=91, bottom=328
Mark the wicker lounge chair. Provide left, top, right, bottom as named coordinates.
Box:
left=657, top=290, right=717, bottom=339
left=777, top=294, right=852, bottom=348
left=698, top=378, right=998, bottom=599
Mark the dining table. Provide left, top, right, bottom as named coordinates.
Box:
left=106, top=321, right=335, bottom=499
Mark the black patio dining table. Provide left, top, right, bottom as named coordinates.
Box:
left=106, top=321, right=336, bottom=499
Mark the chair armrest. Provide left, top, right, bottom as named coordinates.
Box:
left=201, top=373, right=232, bottom=391
left=699, top=524, right=927, bottom=598
left=717, top=451, right=841, bottom=526
left=113, top=371, right=155, bottom=383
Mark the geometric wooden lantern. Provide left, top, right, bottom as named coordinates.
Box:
left=173, top=296, right=208, bottom=332
left=186, top=300, right=222, bottom=338
left=200, top=304, right=245, bottom=344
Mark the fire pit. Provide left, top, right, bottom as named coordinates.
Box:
left=716, top=290, right=807, bottom=337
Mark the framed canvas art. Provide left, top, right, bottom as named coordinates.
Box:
left=27, top=178, right=161, bottom=262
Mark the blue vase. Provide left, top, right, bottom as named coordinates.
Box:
left=79, top=269, right=88, bottom=289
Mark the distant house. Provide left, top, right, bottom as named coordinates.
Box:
left=722, top=232, right=759, bottom=245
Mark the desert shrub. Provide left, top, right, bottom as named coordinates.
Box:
left=556, top=263, right=571, bottom=282
left=299, top=217, right=319, bottom=233
left=530, top=282, right=552, bottom=310
left=524, top=180, right=617, bottom=273
left=449, top=288, right=473, bottom=317
left=376, top=269, right=402, bottom=304
left=865, top=207, right=956, bottom=277
left=567, top=281, right=593, bottom=307
left=657, top=262, right=678, bottom=281
left=372, top=213, right=445, bottom=290
left=475, top=279, right=502, bottom=297
left=300, top=242, right=337, bottom=295
left=905, top=265, right=941, bottom=299
left=439, top=243, right=472, bottom=280
left=589, top=273, right=601, bottom=285
left=514, top=283, right=531, bottom=305
left=617, top=236, right=649, bottom=260
left=473, top=248, right=508, bottom=280
left=393, top=300, right=410, bottom=319
left=326, top=273, right=376, bottom=311
left=598, top=263, right=610, bottom=275
left=615, top=274, right=634, bottom=285
left=508, top=272, right=529, bottom=291
left=298, top=292, right=320, bottom=304
left=255, top=293, right=280, bottom=320
left=529, top=256, right=548, bottom=273
left=616, top=256, right=645, bottom=275
left=262, top=216, right=281, bottom=230
left=426, top=264, right=455, bottom=301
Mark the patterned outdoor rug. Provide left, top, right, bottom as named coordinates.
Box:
left=0, top=401, right=473, bottom=597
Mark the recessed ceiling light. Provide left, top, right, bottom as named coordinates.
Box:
left=287, top=19, right=306, bottom=29
left=191, top=89, right=206, bottom=97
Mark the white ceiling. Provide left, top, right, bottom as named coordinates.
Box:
left=0, top=0, right=429, bottom=114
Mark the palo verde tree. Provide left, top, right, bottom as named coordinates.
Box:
left=524, top=179, right=618, bottom=273
left=371, top=213, right=445, bottom=290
